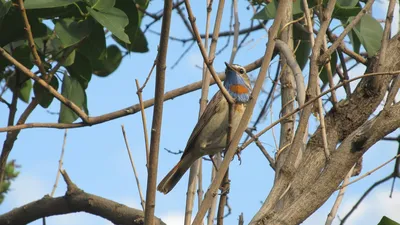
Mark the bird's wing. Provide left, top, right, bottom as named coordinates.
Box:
left=181, top=91, right=225, bottom=158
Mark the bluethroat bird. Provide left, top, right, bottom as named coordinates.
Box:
left=157, top=62, right=252, bottom=194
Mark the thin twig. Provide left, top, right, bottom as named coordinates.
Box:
left=245, top=129, right=275, bottom=169
left=325, top=165, right=354, bottom=225
left=135, top=51, right=158, bottom=167
left=376, top=0, right=396, bottom=93
left=337, top=49, right=352, bottom=96
left=50, top=129, right=68, bottom=197
left=199, top=0, right=213, bottom=213
left=17, top=0, right=47, bottom=78
left=121, top=125, right=146, bottom=211
left=143, top=0, right=185, bottom=33
left=339, top=174, right=393, bottom=225
left=338, top=153, right=400, bottom=189
left=315, top=3, right=332, bottom=160
left=229, top=0, right=240, bottom=64
left=184, top=0, right=234, bottom=104
left=238, top=213, right=244, bottom=225
left=385, top=75, right=400, bottom=108
left=135, top=76, right=151, bottom=168
left=215, top=0, right=233, bottom=56
left=171, top=41, right=195, bottom=69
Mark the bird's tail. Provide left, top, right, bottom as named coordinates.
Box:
left=157, top=152, right=198, bottom=194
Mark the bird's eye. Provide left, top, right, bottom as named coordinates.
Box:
left=239, top=68, right=244, bottom=74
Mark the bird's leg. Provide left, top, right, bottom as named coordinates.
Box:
left=235, top=150, right=242, bottom=164
left=209, top=155, right=219, bottom=171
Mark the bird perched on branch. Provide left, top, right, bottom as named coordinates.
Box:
left=157, top=62, right=252, bottom=194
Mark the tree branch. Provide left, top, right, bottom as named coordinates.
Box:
left=144, top=0, right=173, bottom=224
left=0, top=170, right=165, bottom=225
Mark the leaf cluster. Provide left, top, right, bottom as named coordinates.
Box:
left=0, top=0, right=149, bottom=123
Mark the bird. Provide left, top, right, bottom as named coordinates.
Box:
left=157, top=62, right=252, bottom=194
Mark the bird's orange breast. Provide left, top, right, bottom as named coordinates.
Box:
left=229, top=84, right=249, bottom=94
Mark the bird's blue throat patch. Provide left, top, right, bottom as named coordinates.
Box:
left=224, top=70, right=251, bottom=103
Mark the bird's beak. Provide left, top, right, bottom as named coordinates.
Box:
left=224, top=62, right=234, bottom=71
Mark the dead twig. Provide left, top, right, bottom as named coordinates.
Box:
left=121, top=125, right=146, bottom=211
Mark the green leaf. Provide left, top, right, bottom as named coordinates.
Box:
left=293, top=24, right=311, bottom=70
left=55, top=18, right=93, bottom=48
left=19, top=79, right=32, bottom=103
left=93, top=45, right=122, bottom=77
left=351, top=14, right=383, bottom=57
left=378, top=216, right=400, bottom=225
left=66, top=52, right=92, bottom=89
left=333, top=3, right=361, bottom=20
left=348, top=29, right=361, bottom=54
left=0, top=0, right=12, bottom=20
left=13, top=44, right=34, bottom=70
left=33, top=76, right=59, bottom=108
left=60, top=49, right=76, bottom=66
left=113, top=29, right=148, bottom=53
left=253, top=1, right=276, bottom=20
left=114, top=0, right=140, bottom=49
left=24, top=0, right=80, bottom=9
left=320, top=50, right=337, bottom=86
left=0, top=8, right=47, bottom=47
left=78, top=22, right=107, bottom=65
left=59, top=74, right=87, bottom=123
left=89, top=0, right=116, bottom=11
left=7, top=74, right=32, bottom=103
left=86, top=6, right=130, bottom=43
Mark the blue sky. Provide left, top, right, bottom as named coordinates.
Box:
left=1, top=0, right=400, bottom=225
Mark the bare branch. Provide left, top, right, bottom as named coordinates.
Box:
left=325, top=165, right=354, bottom=225
left=144, top=0, right=173, bottom=224
left=17, top=0, right=47, bottom=78
left=0, top=170, right=165, bottom=225
left=50, top=129, right=68, bottom=197
left=338, top=153, right=400, bottom=189
left=245, top=129, right=275, bottom=169
left=121, top=125, right=146, bottom=211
